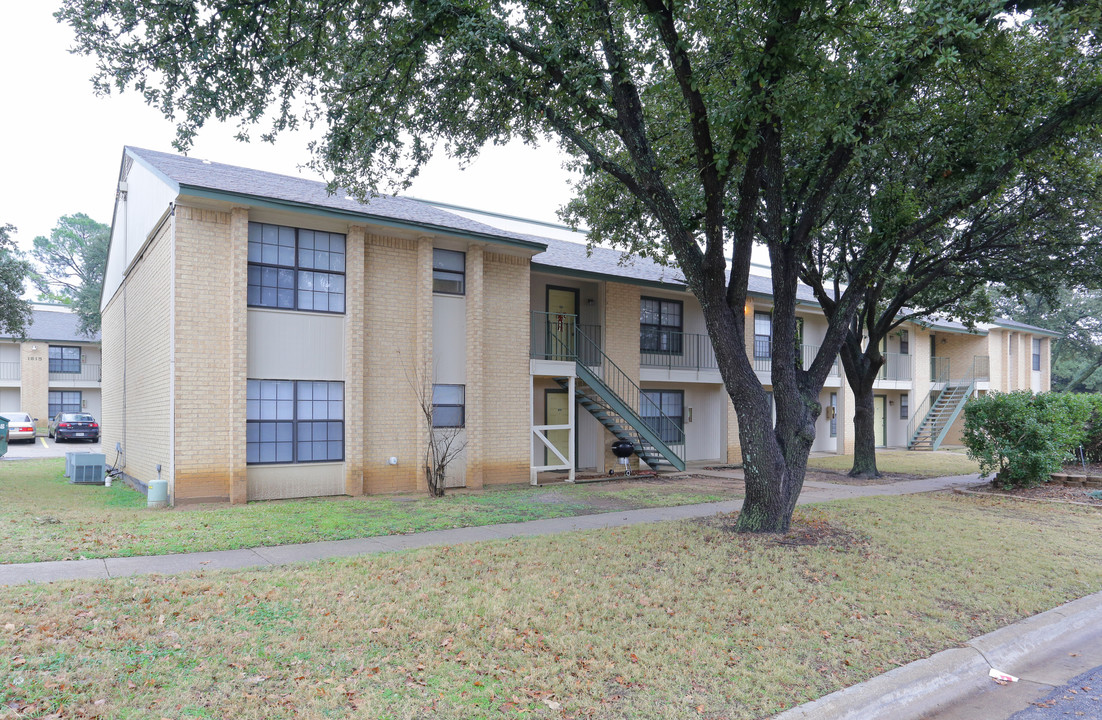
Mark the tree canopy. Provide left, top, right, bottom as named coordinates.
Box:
left=60, top=0, right=1102, bottom=531
left=31, top=213, right=110, bottom=337
left=996, top=287, right=1102, bottom=392
left=0, top=224, right=33, bottom=338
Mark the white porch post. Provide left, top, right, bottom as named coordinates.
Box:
left=568, top=375, right=576, bottom=483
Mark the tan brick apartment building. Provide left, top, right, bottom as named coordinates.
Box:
left=102, top=148, right=1055, bottom=504
left=0, top=307, right=102, bottom=430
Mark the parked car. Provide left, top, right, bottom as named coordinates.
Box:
left=48, top=413, right=100, bottom=443
left=0, top=412, right=37, bottom=443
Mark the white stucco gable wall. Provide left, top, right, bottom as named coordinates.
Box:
left=101, top=150, right=180, bottom=311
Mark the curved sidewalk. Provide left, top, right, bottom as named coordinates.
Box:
left=0, top=473, right=983, bottom=587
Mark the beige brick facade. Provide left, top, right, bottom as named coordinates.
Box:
left=601, top=282, right=642, bottom=472
left=362, top=233, right=425, bottom=493
left=173, top=205, right=243, bottom=503
left=18, top=342, right=49, bottom=426
left=100, top=217, right=173, bottom=490
left=480, top=252, right=532, bottom=485
left=464, top=245, right=485, bottom=489
left=344, top=226, right=367, bottom=496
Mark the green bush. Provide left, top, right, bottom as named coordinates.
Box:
left=962, top=391, right=1098, bottom=488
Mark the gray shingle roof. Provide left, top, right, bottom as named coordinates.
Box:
left=1, top=308, right=100, bottom=343
left=128, top=147, right=546, bottom=250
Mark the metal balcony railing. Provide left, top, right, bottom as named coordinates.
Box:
left=930, top=356, right=950, bottom=386
left=755, top=341, right=840, bottom=377
left=878, top=352, right=912, bottom=381
left=640, top=331, right=718, bottom=371
left=48, top=363, right=102, bottom=382
left=530, top=312, right=602, bottom=365
left=972, top=355, right=990, bottom=382
left=0, top=361, right=18, bottom=381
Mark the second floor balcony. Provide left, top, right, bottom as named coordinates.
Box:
left=878, top=352, right=912, bottom=382
left=0, top=361, right=18, bottom=381
left=49, top=363, right=102, bottom=383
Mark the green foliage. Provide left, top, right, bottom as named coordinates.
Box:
left=0, top=224, right=33, bottom=338
left=995, top=288, right=1102, bottom=393
left=963, top=391, right=1100, bottom=488
left=57, top=0, right=1102, bottom=531
left=30, top=213, right=110, bottom=336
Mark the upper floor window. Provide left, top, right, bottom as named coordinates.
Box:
left=899, top=329, right=909, bottom=355
left=433, top=249, right=466, bottom=294
left=754, top=312, right=772, bottom=359
left=247, top=222, right=346, bottom=313
left=49, top=346, right=81, bottom=374
left=640, top=297, right=683, bottom=354
left=1032, top=338, right=1042, bottom=371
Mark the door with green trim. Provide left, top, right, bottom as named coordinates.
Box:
left=874, top=395, right=887, bottom=447
left=546, top=287, right=578, bottom=360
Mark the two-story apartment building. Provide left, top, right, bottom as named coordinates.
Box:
left=102, top=147, right=1054, bottom=504
left=0, top=307, right=102, bottom=430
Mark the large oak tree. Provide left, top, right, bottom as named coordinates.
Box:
left=60, top=0, right=1102, bottom=531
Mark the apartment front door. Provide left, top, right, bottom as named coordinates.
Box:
left=544, top=389, right=571, bottom=466
left=874, top=395, right=887, bottom=447
left=546, top=286, right=578, bottom=360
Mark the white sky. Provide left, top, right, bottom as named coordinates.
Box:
left=0, top=3, right=580, bottom=253
left=0, top=3, right=771, bottom=278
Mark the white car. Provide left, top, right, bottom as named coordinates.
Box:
left=0, top=412, right=37, bottom=443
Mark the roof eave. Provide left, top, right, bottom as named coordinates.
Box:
left=177, top=185, right=548, bottom=254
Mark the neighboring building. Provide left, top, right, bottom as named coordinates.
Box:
left=101, top=147, right=1055, bottom=504
left=0, top=307, right=102, bottom=429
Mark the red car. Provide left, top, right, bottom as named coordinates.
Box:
left=0, top=412, right=37, bottom=443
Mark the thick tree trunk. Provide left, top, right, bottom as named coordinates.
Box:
left=849, top=372, right=881, bottom=478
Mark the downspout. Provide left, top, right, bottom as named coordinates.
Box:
left=168, top=204, right=176, bottom=507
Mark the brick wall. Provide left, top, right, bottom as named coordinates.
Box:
left=100, top=216, right=173, bottom=491
left=480, top=251, right=531, bottom=485
left=601, top=282, right=642, bottom=471
left=171, top=205, right=244, bottom=503
left=344, top=226, right=367, bottom=495
left=362, top=233, right=425, bottom=493
left=464, top=245, right=485, bottom=489
left=18, top=342, right=48, bottom=426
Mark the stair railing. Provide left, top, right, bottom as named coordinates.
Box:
left=906, top=392, right=936, bottom=447
left=574, top=326, right=686, bottom=460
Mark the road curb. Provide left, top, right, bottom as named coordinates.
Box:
left=773, top=589, right=1102, bottom=720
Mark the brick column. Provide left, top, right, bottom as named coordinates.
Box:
left=416, top=237, right=434, bottom=492
left=726, top=399, right=741, bottom=463
left=464, top=244, right=485, bottom=489
left=228, top=207, right=250, bottom=504
left=602, top=282, right=641, bottom=472
left=19, top=342, right=49, bottom=427
left=345, top=226, right=367, bottom=495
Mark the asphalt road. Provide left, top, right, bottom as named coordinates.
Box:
left=2, top=434, right=103, bottom=460
left=1008, top=665, right=1102, bottom=719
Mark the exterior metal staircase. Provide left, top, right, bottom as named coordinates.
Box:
left=907, top=358, right=981, bottom=451
left=543, top=319, right=685, bottom=471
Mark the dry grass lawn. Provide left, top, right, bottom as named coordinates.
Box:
left=0, top=460, right=740, bottom=563
left=807, top=450, right=980, bottom=477
left=2, top=494, right=1101, bottom=719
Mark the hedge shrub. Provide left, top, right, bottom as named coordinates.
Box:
left=962, top=391, right=1100, bottom=488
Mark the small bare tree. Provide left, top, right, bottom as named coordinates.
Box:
left=406, top=358, right=467, bottom=497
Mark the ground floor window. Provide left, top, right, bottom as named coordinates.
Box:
left=432, top=384, right=465, bottom=428
left=246, top=379, right=344, bottom=464
left=49, top=391, right=82, bottom=417
left=900, top=393, right=909, bottom=420
left=640, top=390, right=684, bottom=444
left=829, top=392, right=837, bottom=437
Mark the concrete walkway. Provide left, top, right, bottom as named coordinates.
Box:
left=0, top=472, right=984, bottom=587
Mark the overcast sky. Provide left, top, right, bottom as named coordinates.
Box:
left=0, top=4, right=579, bottom=254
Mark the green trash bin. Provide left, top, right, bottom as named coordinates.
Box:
left=0, top=418, right=8, bottom=458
